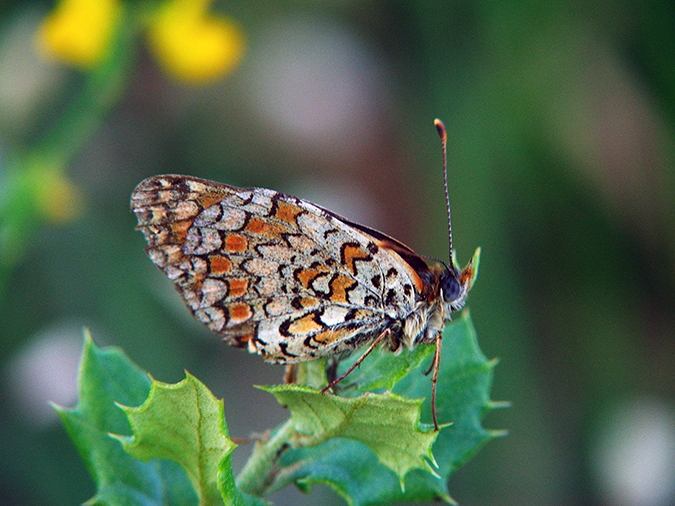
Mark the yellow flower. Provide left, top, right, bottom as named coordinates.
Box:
left=148, top=0, right=245, bottom=83
left=30, top=167, right=84, bottom=224
left=36, top=0, right=122, bottom=68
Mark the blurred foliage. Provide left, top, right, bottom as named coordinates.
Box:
left=1, top=0, right=674, bottom=505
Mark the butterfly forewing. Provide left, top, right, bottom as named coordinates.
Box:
left=131, top=175, right=423, bottom=363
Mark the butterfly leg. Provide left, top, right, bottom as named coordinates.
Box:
left=430, top=332, right=443, bottom=431
left=284, top=364, right=297, bottom=384
left=325, top=359, right=339, bottom=384
left=321, top=328, right=391, bottom=394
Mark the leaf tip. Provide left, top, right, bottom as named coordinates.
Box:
left=50, top=400, right=66, bottom=412
left=445, top=492, right=459, bottom=505
left=108, top=432, right=134, bottom=447
left=487, top=400, right=511, bottom=410
left=427, top=450, right=440, bottom=470
left=424, top=459, right=442, bottom=480
left=79, top=327, right=94, bottom=363
left=82, top=326, right=93, bottom=343
left=488, top=428, right=509, bottom=439
left=487, top=357, right=501, bottom=368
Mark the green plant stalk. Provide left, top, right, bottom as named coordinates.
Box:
left=0, top=9, right=141, bottom=295
left=33, top=10, right=140, bottom=167
left=233, top=360, right=326, bottom=497
left=236, top=419, right=295, bottom=498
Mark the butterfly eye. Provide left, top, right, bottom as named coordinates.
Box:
left=441, top=270, right=462, bottom=302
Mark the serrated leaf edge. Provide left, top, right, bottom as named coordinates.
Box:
left=111, top=372, right=236, bottom=506
left=259, top=384, right=442, bottom=488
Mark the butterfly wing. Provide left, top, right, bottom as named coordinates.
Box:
left=131, top=175, right=428, bottom=363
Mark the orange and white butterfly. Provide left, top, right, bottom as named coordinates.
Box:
left=131, top=119, right=479, bottom=430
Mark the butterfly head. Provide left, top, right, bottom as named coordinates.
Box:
left=440, top=247, right=481, bottom=313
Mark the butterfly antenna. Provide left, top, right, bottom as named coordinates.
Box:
left=433, top=119, right=453, bottom=263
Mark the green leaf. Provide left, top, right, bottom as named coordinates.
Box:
left=264, top=312, right=502, bottom=506
left=113, top=374, right=232, bottom=506
left=260, top=385, right=438, bottom=486
left=58, top=331, right=264, bottom=506
left=335, top=337, right=435, bottom=394
left=54, top=330, right=198, bottom=506
left=295, top=358, right=329, bottom=390
left=277, top=439, right=448, bottom=504
left=60, top=316, right=498, bottom=506
left=394, top=311, right=503, bottom=476
left=113, top=373, right=266, bottom=506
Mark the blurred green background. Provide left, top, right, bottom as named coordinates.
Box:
left=1, top=0, right=675, bottom=505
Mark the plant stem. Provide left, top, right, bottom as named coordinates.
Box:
left=236, top=420, right=296, bottom=497
left=35, top=14, right=139, bottom=167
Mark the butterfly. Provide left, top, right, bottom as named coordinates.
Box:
left=131, top=119, right=479, bottom=430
